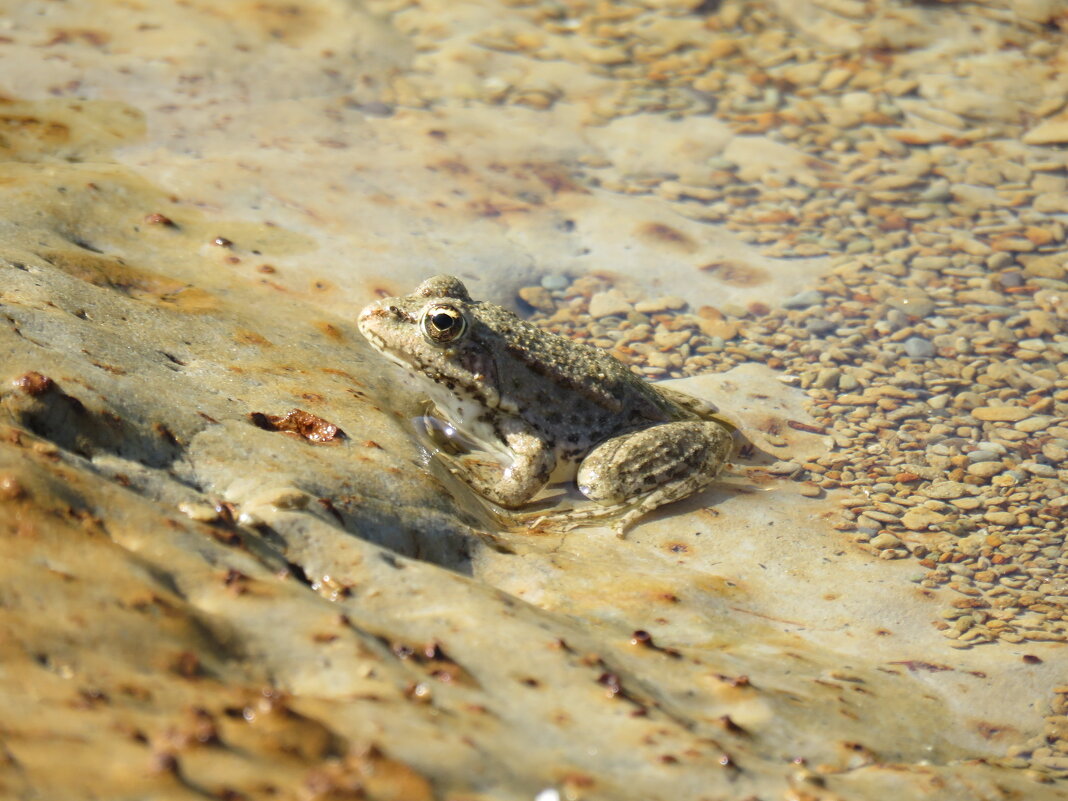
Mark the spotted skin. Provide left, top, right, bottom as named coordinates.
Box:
left=358, top=275, right=734, bottom=536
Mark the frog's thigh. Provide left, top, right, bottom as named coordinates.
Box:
left=576, top=421, right=731, bottom=506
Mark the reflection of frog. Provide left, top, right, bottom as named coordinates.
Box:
left=358, top=275, right=734, bottom=536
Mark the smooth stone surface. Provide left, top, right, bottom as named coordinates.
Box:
left=973, top=406, right=1032, bottom=422
left=805, top=318, right=837, bottom=335
left=923, top=481, right=971, bottom=500
left=634, top=296, right=688, bottom=314
left=588, top=290, right=634, bottom=318
left=1023, top=257, right=1067, bottom=280
left=781, top=289, right=824, bottom=309
left=541, top=273, right=570, bottom=291
left=886, top=293, right=935, bottom=318
left=903, top=336, right=935, bottom=359
left=870, top=532, right=903, bottom=549
left=1022, top=114, right=1068, bottom=145
left=967, top=462, right=1006, bottom=479
left=901, top=508, right=946, bottom=531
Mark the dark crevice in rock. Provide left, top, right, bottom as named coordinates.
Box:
left=2, top=373, right=184, bottom=469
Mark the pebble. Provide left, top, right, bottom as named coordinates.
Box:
left=972, top=406, right=1030, bottom=422
left=911, top=256, right=949, bottom=271
left=903, top=337, right=934, bottom=359
left=813, top=368, right=840, bottom=389
left=519, top=286, right=556, bottom=311
left=984, top=511, right=1017, bottom=526
left=901, top=508, right=945, bottom=531
left=966, top=462, right=1004, bottom=479
left=922, top=481, right=970, bottom=500
left=996, top=271, right=1024, bottom=289
left=1042, top=443, right=1067, bottom=462
left=1022, top=257, right=1067, bottom=280
left=1033, top=193, right=1068, bottom=214
left=885, top=294, right=935, bottom=318
left=957, top=289, right=1008, bottom=306
left=918, top=181, right=951, bottom=203
left=635, top=296, right=687, bottom=314
left=1020, top=462, right=1057, bottom=478
left=541, top=273, right=570, bottom=291
left=653, top=329, right=691, bottom=350
left=588, top=291, right=633, bottom=318
left=767, top=460, right=801, bottom=476
left=870, top=532, right=902, bottom=550
left=1022, top=116, right=1068, bottom=145
left=1016, top=416, right=1054, bottom=433
left=782, top=290, right=823, bottom=310
left=804, top=318, right=836, bottom=335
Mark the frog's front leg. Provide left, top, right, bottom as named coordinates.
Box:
left=576, top=420, right=733, bottom=536
left=442, top=417, right=555, bottom=509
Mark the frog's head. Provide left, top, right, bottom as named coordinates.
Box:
left=358, top=275, right=501, bottom=407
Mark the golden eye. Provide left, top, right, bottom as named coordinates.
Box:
left=421, top=304, right=467, bottom=345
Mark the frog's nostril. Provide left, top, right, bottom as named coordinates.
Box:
left=388, top=306, right=416, bottom=323
left=357, top=303, right=400, bottom=324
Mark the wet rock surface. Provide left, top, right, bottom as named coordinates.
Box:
left=1, top=1, right=1067, bottom=799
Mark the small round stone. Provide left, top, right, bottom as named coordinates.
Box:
left=903, top=337, right=934, bottom=359
left=782, top=290, right=823, bottom=310
left=966, top=462, right=1004, bottom=479
left=901, top=508, right=945, bottom=531
left=972, top=406, right=1030, bottom=422
left=519, top=286, right=556, bottom=311
left=870, top=532, right=903, bottom=550
left=541, top=273, right=570, bottom=291
left=635, top=296, right=687, bottom=314
left=804, top=318, right=836, bottom=335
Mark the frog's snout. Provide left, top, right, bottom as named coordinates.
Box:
left=356, top=301, right=379, bottom=331
left=356, top=302, right=385, bottom=325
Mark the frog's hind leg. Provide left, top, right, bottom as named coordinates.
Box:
left=518, top=420, right=733, bottom=538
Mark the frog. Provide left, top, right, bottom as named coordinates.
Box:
left=357, top=275, right=735, bottom=537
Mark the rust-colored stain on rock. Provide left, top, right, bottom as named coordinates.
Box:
left=14, top=371, right=55, bottom=396
left=249, top=409, right=346, bottom=443
left=234, top=328, right=273, bottom=347
left=700, top=260, right=770, bottom=287
left=314, top=321, right=345, bottom=341
left=526, top=162, right=588, bottom=194
left=637, top=222, right=698, bottom=252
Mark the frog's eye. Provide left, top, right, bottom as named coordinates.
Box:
left=421, top=304, right=468, bottom=345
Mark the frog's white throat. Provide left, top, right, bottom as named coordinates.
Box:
left=420, top=375, right=502, bottom=432
left=418, top=376, right=519, bottom=463
left=367, top=332, right=517, bottom=446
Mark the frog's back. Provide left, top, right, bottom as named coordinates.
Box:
left=472, top=304, right=687, bottom=432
